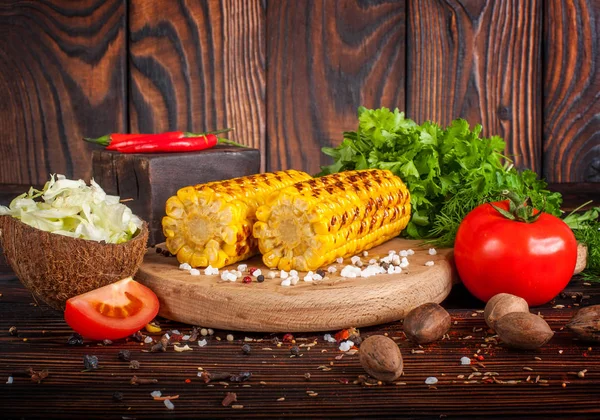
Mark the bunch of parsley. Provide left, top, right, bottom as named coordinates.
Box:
left=319, top=106, right=562, bottom=245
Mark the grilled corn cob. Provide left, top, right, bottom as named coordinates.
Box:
left=253, top=169, right=411, bottom=271
left=162, top=170, right=312, bottom=268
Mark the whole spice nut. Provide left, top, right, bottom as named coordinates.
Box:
left=290, top=345, right=300, bottom=356
left=484, top=293, right=529, bottom=329
left=358, top=335, right=403, bottom=382
left=129, top=360, right=140, bottom=370
left=566, top=305, right=600, bottom=342
left=495, top=312, right=554, bottom=349
left=403, top=303, right=451, bottom=344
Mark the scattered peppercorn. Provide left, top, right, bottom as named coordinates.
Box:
left=249, top=267, right=258, bottom=275
left=242, top=276, right=252, bottom=284
left=66, top=333, right=84, bottom=345
left=83, top=355, right=99, bottom=371
left=291, top=346, right=301, bottom=356
left=242, top=344, right=252, bottom=355
left=156, top=247, right=162, bottom=254
left=112, top=391, right=124, bottom=402
left=118, top=350, right=131, bottom=362
left=129, top=360, right=140, bottom=370
left=230, top=372, right=252, bottom=382
left=316, top=269, right=326, bottom=277
left=257, top=274, right=265, bottom=283
left=8, top=326, right=18, bottom=336
left=131, top=331, right=144, bottom=342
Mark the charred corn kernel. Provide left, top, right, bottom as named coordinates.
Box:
left=162, top=170, right=312, bottom=268
left=254, top=169, right=411, bottom=271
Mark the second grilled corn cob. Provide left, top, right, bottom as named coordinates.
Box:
left=162, top=170, right=312, bottom=268
left=253, top=169, right=411, bottom=271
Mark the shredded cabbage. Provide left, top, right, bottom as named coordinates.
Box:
left=0, top=174, right=143, bottom=244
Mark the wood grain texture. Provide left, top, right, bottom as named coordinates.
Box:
left=543, top=0, right=600, bottom=182
left=407, top=0, right=542, bottom=172
left=137, top=238, right=453, bottom=332
left=0, top=273, right=599, bottom=418
left=0, top=0, right=126, bottom=185
left=129, top=0, right=266, bottom=169
left=266, top=0, right=406, bottom=174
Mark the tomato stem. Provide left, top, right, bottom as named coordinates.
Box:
left=491, top=190, right=545, bottom=223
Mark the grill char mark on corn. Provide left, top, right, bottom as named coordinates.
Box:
left=162, top=170, right=313, bottom=268
left=253, top=169, right=411, bottom=271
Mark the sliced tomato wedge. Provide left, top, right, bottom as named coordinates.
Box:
left=64, top=277, right=159, bottom=340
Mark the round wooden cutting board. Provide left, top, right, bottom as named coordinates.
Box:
left=136, top=238, right=456, bottom=332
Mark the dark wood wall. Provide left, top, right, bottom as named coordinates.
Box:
left=0, top=0, right=598, bottom=185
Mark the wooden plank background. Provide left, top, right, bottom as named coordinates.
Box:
left=0, top=0, right=597, bottom=184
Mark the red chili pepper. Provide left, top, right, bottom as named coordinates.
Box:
left=84, top=128, right=236, bottom=153
left=116, top=135, right=244, bottom=153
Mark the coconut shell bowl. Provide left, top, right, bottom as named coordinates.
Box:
left=0, top=215, right=148, bottom=311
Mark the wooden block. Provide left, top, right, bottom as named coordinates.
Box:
left=92, top=146, right=261, bottom=245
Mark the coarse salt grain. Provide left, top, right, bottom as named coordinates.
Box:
left=313, top=274, right=323, bottom=281
left=302, top=273, right=313, bottom=283
left=362, top=251, right=369, bottom=257
left=204, top=265, right=219, bottom=275
left=289, top=270, right=298, bottom=277
left=341, top=265, right=361, bottom=278
left=189, top=269, right=200, bottom=276
left=336, top=257, right=344, bottom=264
left=290, top=276, right=299, bottom=286
left=369, top=258, right=378, bottom=265
left=428, top=248, right=437, bottom=255
left=323, top=334, right=336, bottom=343
left=198, top=339, right=207, bottom=347
left=339, top=340, right=354, bottom=352
left=280, top=270, right=289, bottom=279
left=164, top=399, right=175, bottom=410
left=144, top=336, right=153, bottom=344
left=151, top=390, right=162, bottom=398
left=460, top=357, right=471, bottom=365
left=387, top=266, right=394, bottom=274
left=392, top=255, right=401, bottom=265
left=381, top=255, right=392, bottom=264
left=281, top=278, right=291, bottom=287
left=253, top=269, right=262, bottom=277
left=237, top=264, right=248, bottom=272
left=425, top=377, right=438, bottom=385
left=268, top=271, right=277, bottom=279
left=393, top=266, right=402, bottom=274
left=407, top=249, right=415, bottom=256
left=388, top=250, right=397, bottom=256
left=327, top=266, right=337, bottom=273
left=171, top=330, right=180, bottom=335
left=351, top=256, right=361, bottom=265
left=220, top=271, right=230, bottom=281
left=179, top=263, right=192, bottom=271
left=399, top=250, right=408, bottom=257
left=425, top=261, right=435, bottom=267
left=182, top=335, right=190, bottom=341
left=6, top=376, right=13, bottom=384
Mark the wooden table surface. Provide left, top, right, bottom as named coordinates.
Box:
left=1, top=186, right=600, bottom=419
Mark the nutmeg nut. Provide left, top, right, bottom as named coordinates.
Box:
left=566, top=305, right=600, bottom=342
left=495, top=312, right=554, bottom=350
left=403, top=302, right=451, bottom=344
left=359, top=335, right=403, bottom=382
left=484, top=293, right=529, bottom=329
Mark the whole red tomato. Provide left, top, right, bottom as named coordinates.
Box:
left=454, top=200, right=577, bottom=306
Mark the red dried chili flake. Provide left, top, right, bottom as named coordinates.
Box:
left=248, top=267, right=258, bottom=275
left=583, top=352, right=588, bottom=357
left=334, top=329, right=350, bottom=342
left=282, top=333, right=294, bottom=343
left=185, top=378, right=192, bottom=384
left=476, top=355, right=485, bottom=361
left=242, top=276, right=252, bottom=284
